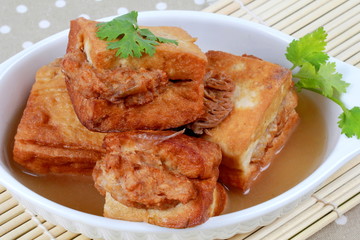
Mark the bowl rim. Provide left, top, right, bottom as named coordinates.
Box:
left=1, top=10, right=360, bottom=235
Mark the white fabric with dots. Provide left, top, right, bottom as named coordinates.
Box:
left=0, top=0, right=214, bottom=63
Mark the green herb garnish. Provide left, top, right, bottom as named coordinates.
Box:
left=286, top=27, right=360, bottom=139
left=96, top=11, right=178, bottom=58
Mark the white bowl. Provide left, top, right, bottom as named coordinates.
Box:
left=1, top=10, right=360, bottom=240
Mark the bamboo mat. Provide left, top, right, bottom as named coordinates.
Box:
left=1, top=0, right=360, bottom=239
left=203, top=0, right=360, bottom=68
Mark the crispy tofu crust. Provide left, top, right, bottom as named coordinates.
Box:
left=103, top=182, right=227, bottom=229
left=62, top=18, right=206, bottom=132
left=93, top=131, right=227, bottom=228
left=203, top=51, right=299, bottom=191
left=13, top=59, right=105, bottom=175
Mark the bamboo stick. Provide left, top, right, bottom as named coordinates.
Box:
left=335, top=42, right=360, bottom=62
left=318, top=156, right=360, bottom=188
left=329, top=32, right=360, bottom=57
left=0, top=212, right=32, bottom=236
left=0, top=205, right=25, bottom=225
left=239, top=0, right=283, bottom=21
left=292, top=193, right=360, bottom=240
left=73, top=235, right=92, bottom=240
left=0, top=190, right=12, bottom=204
left=217, top=2, right=241, bottom=15
left=329, top=22, right=360, bottom=53
left=271, top=0, right=332, bottom=32
left=260, top=176, right=360, bottom=239
left=265, top=0, right=314, bottom=26
left=0, top=198, right=19, bottom=215
left=281, top=0, right=345, bottom=35
left=230, top=0, right=267, bottom=18
left=56, top=231, right=81, bottom=240
left=347, top=56, right=360, bottom=68
left=202, top=0, right=234, bottom=12
left=17, top=226, right=48, bottom=240
left=33, top=235, right=52, bottom=240
left=326, top=12, right=360, bottom=42
left=260, top=0, right=307, bottom=22
left=323, top=4, right=360, bottom=33
left=47, top=225, right=67, bottom=238
left=293, top=1, right=358, bottom=38
left=1, top=219, right=38, bottom=240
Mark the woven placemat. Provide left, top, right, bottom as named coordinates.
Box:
left=1, top=0, right=359, bottom=239
left=204, top=0, right=360, bottom=68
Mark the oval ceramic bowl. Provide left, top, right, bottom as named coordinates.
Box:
left=1, top=11, right=360, bottom=240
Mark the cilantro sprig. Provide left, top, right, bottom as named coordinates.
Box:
left=286, top=27, right=360, bottom=139
left=96, top=11, right=178, bottom=58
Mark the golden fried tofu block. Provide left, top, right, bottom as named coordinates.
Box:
left=103, top=183, right=226, bottom=229
left=93, top=131, right=227, bottom=228
left=13, top=59, right=105, bottom=175
left=203, top=51, right=299, bottom=192
left=62, top=18, right=206, bottom=132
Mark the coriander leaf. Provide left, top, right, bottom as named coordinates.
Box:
left=287, top=27, right=359, bottom=139
left=294, top=62, right=348, bottom=98
left=106, top=27, right=159, bottom=58
left=96, top=11, right=178, bottom=58
left=317, top=62, right=348, bottom=95
left=97, top=19, right=135, bottom=41
left=303, top=52, right=329, bottom=70
left=338, top=107, right=360, bottom=139
left=294, top=62, right=322, bottom=92
left=138, top=28, right=158, bottom=41
left=286, top=27, right=329, bottom=70
left=114, top=10, right=138, bottom=27
left=139, top=28, right=178, bottom=45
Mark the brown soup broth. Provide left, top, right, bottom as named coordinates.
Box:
left=6, top=94, right=326, bottom=216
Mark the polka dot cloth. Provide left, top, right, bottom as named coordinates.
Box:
left=117, top=7, right=129, bottom=15
left=38, top=20, right=51, bottom=29
left=156, top=2, right=167, bottom=10
left=16, top=5, right=28, bottom=13
left=0, top=0, right=213, bottom=63
left=0, top=25, right=11, bottom=34
left=22, top=41, right=33, bottom=49
left=55, top=0, right=66, bottom=8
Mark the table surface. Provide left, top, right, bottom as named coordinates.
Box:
left=1, top=0, right=359, bottom=239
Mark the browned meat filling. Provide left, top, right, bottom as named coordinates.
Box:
left=62, top=51, right=168, bottom=107
left=93, top=131, right=222, bottom=210
left=94, top=149, right=197, bottom=210
left=188, top=71, right=235, bottom=134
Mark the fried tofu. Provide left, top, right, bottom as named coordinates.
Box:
left=93, top=131, right=227, bottom=228
left=62, top=18, right=206, bottom=132
left=203, top=51, right=299, bottom=191
left=103, top=183, right=226, bottom=229
left=13, top=59, right=105, bottom=175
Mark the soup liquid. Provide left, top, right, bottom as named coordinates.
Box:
left=6, top=94, right=326, bottom=216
